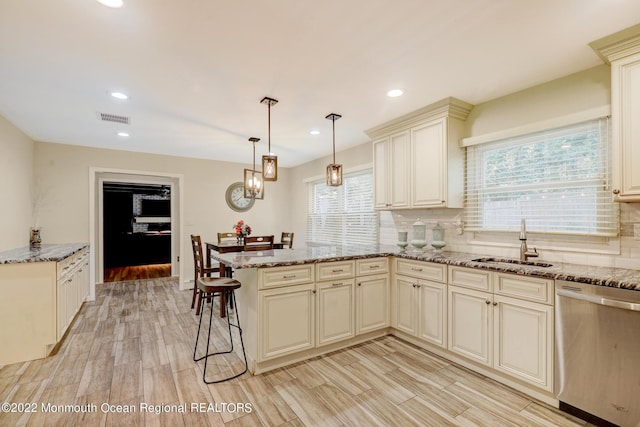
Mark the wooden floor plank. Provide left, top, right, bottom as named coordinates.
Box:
left=0, top=277, right=596, bottom=427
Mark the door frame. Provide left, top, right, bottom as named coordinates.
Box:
left=89, top=167, right=185, bottom=300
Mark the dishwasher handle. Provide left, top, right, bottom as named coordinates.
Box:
left=557, top=288, right=640, bottom=312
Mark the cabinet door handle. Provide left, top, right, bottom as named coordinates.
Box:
left=369, top=265, right=380, bottom=269
left=312, top=290, right=316, bottom=294
left=283, top=275, right=297, bottom=279
left=411, top=267, right=423, bottom=272
left=331, top=282, right=344, bottom=287
left=485, top=300, right=491, bottom=305
left=332, top=269, right=344, bottom=273
left=492, top=302, right=498, bottom=306
left=357, top=283, right=362, bottom=287
left=613, top=189, right=620, bottom=195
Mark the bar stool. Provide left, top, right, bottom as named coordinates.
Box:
left=192, top=276, right=248, bottom=383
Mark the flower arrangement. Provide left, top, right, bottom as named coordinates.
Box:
left=233, top=220, right=252, bottom=238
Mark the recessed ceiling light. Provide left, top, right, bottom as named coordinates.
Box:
left=310, top=130, right=320, bottom=135
left=117, top=132, right=129, bottom=137
left=97, top=0, right=123, bottom=8
left=110, top=91, right=129, bottom=100
left=387, top=89, right=404, bottom=98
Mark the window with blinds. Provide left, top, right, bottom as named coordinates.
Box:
left=307, top=169, right=378, bottom=246
left=465, top=117, right=619, bottom=236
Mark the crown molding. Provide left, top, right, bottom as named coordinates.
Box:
left=365, top=97, right=473, bottom=139
left=590, top=23, right=640, bottom=64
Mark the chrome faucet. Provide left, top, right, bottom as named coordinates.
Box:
left=519, top=219, right=539, bottom=261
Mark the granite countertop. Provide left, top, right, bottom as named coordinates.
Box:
left=0, top=243, right=89, bottom=264
left=210, top=245, right=640, bottom=291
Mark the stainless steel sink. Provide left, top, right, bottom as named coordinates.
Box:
left=471, top=257, right=553, bottom=268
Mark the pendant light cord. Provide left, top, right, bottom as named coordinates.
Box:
left=332, top=118, right=336, bottom=164
left=268, top=103, right=271, bottom=153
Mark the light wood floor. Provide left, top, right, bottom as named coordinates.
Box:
left=0, top=277, right=594, bottom=427
left=103, top=263, right=172, bottom=282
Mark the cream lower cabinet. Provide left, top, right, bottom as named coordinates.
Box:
left=355, top=257, right=389, bottom=334
left=448, top=285, right=492, bottom=365
left=393, top=259, right=447, bottom=348
left=57, top=247, right=90, bottom=340
left=447, top=266, right=554, bottom=392
left=356, top=273, right=389, bottom=334
left=258, top=283, right=316, bottom=360
left=316, top=279, right=355, bottom=346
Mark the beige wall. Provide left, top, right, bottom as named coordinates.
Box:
left=0, top=116, right=33, bottom=251
left=288, top=142, right=373, bottom=245
left=465, top=65, right=611, bottom=136
left=32, top=142, right=294, bottom=284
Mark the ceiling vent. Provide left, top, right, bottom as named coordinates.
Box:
left=97, top=112, right=130, bottom=125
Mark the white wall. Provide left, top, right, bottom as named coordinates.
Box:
left=0, top=116, right=33, bottom=251
left=32, top=142, right=293, bottom=284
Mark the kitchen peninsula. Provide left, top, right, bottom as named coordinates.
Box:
left=211, top=245, right=640, bottom=406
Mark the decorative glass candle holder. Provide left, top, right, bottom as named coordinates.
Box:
left=411, top=219, right=427, bottom=251
left=397, top=231, right=408, bottom=251
left=431, top=222, right=446, bottom=253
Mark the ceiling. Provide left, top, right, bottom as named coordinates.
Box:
left=1, top=1, right=639, bottom=168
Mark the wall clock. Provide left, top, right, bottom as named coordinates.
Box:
left=225, top=182, right=255, bottom=212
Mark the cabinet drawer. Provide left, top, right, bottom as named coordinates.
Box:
left=356, top=257, right=389, bottom=276
left=316, top=261, right=355, bottom=282
left=396, top=259, right=446, bottom=282
left=494, top=273, right=554, bottom=305
left=258, top=265, right=315, bottom=290
left=448, top=266, right=492, bottom=292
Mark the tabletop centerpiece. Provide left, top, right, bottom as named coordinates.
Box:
left=233, top=220, right=252, bottom=244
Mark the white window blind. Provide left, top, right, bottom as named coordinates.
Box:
left=307, top=169, right=378, bottom=246
left=465, top=117, right=619, bottom=236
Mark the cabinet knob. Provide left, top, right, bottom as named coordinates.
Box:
left=312, top=290, right=316, bottom=294
left=357, top=283, right=362, bottom=287
left=485, top=300, right=491, bottom=305
left=492, top=302, right=498, bottom=306
left=613, top=189, right=620, bottom=195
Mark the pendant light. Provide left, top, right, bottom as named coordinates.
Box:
left=244, top=137, right=264, bottom=199
left=326, top=113, right=343, bottom=186
left=261, top=96, right=278, bottom=181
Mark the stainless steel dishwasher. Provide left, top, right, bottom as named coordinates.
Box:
left=555, top=280, right=640, bottom=427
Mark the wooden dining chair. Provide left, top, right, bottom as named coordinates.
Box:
left=190, top=235, right=226, bottom=315
left=217, top=232, right=237, bottom=244
left=280, top=232, right=294, bottom=248
left=243, top=235, right=274, bottom=251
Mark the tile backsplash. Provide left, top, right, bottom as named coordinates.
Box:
left=379, top=203, right=640, bottom=270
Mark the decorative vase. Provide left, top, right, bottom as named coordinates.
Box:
left=410, top=219, right=427, bottom=251
left=236, top=235, right=243, bottom=245
left=30, top=227, right=42, bottom=250
left=431, top=222, right=446, bottom=253
left=397, top=231, right=408, bottom=251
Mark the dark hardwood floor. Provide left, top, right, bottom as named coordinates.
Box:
left=103, top=263, right=172, bottom=282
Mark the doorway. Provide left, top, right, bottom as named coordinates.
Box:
left=103, top=182, right=172, bottom=282
left=89, top=168, right=185, bottom=301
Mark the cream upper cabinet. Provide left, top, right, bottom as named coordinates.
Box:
left=373, top=131, right=410, bottom=209
left=591, top=24, right=640, bottom=201
left=611, top=53, right=640, bottom=201
left=367, top=97, right=472, bottom=210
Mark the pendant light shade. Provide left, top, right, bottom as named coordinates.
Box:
left=244, top=137, right=264, bottom=199
left=326, top=113, right=343, bottom=186
left=261, top=97, right=278, bottom=181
